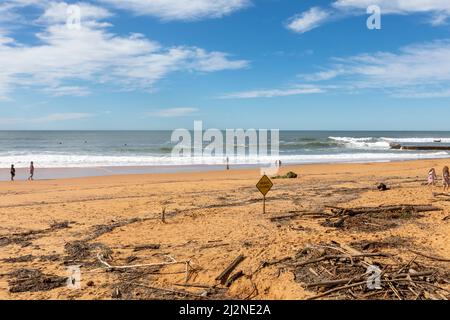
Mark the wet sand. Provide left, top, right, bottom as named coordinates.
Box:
left=0, top=159, right=449, bottom=300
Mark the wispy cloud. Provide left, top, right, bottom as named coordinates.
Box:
left=286, top=7, right=330, bottom=34
left=288, top=0, right=450, bottom=35
left=299, top=39, right=450, bottom=98
left=220, top=85, right=323, bottom=99
left=333, top=0, right=450, bottom=15
left=43, top=86, right=91, bottom=97
left=36, top=2, right=113, bottom=25
left=0, top=112, right=94, bottom=125
left=147, top=107, right=199, bottom=117
left=98, top=0, right=251, bottom=21
left=0, top=2, right=249, bottom=100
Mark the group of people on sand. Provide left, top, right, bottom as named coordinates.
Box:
left=9, top=162, right=34, bottom=181
left=428, top=167, right=450, bottom=191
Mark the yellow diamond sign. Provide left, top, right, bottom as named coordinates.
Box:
left=256, top=175, right=273, bottom=196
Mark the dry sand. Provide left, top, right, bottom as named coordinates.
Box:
left=0, top=159, right=449, bottom=300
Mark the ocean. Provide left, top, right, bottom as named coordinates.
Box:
left=1, top=131, right=450, bottom=169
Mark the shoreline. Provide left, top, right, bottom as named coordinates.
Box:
left=1, top=157, right=450, bottom=182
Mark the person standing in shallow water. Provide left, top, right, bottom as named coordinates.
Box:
left=28, top=161, right=35, bottom=181
left=10, top=164, right=15, bottom=181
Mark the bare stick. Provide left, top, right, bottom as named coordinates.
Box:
left=225, top=271, right=244, bottom=287
left=216, top=254, right=245, bottom=285
left=306, top=281, right=367, bottom=300
left=408, top=249, right=450, bottom=262
left=295, top=253, right=390, bottom=267
left=130, top=282, right=206, bottom=298
left=97, top=253, right=187, bottom=270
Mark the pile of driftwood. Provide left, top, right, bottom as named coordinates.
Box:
left=288, top=243, right=449, bottom=300
left=322, top=204, right=441, bottom=231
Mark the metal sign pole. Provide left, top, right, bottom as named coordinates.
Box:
left=263, top=195, right=266, bottom=214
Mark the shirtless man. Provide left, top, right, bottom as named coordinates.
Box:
left=28, top=161, right=35, bottom=181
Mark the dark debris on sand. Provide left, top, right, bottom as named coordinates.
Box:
left=0, top=221, right=71, bottom=248
left=64, top=240, right=112, bottom=267
left=8, top=269, right=68, bottom=293
left=321, top=205, right=438, bottom=232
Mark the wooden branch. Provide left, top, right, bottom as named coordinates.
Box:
left=269, top=213, right=300, bottom=221
left=130, top=282, right=206, bottom=298
left=215, top=254, right=245, bottom=285
left=225, top=271, right=244, bottom=287
left=97, top=253, right=186, bottom=270
left=306, top=271, right=435, bottom=288
left=173, top=283, right=214, bottom=289
left=433, top=192, right=450, bottom=198
left=295, top=253, right=390, bottom=267
left=133, top=244, right=161, bottom=251
left=306, top=281, right=367, bottom=300
left=408, top=249, right=450, bottom=262
left=330, top=205, right=441, bottom=217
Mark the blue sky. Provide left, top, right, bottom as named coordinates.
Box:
left=1, top=0, right=450, bottom=130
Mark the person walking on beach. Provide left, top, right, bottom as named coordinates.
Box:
left=10, top=164, right=15, bottom=181
left=226, top=157, right=230, bottom=170
left=28, top=161, right=35, bottom=181
left=443, top=166, right=450, bottom=192
left=428, top=168, right=438, bottom=186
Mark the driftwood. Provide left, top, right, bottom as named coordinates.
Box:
left=225, top=271, right=244, bottom=287
left=97, top=253, right=187, bottom=270
left=269, top=211, right=330, bottom=222
left=173, top=283, right=214, bottom=289
left=408, top=249, right=450, bottom=262
left=292, top=242, right=448, bottom=300
left=294, top=253, right=390, bottom=267
left=269, top=213, right=301, bottom=222
left=215, top=254, right=245, bottom=285
left=129, top=282, right=207, bottom=298
left=329, top=205, right=441, bottom=217
left=433, top=193, right=450, bottom=198
left=307, top=271, right=435, bottom=288
left=133, top=244, right=161, bottom=252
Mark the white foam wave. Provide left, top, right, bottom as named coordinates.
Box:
left=1, top=152, right=449, bottom=168
left=328, top=137, right=391, bottom=150
left=381, top=137, right=450, bottom=143
left=329, top=136, right=450, bottom=150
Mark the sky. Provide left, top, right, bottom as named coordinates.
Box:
left=0, top=0, right=450, bottom=130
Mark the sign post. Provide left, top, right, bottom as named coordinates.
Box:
left=256, top=175, right=273, bottom=214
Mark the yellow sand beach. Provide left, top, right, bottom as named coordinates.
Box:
left=0, top=159, right=449, bottom=300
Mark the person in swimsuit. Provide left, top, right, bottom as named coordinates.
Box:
left=28, top=161, right=35, bottom=181
left=443, top=166, right=450, bottom=192
left=10, top=164, right=16, bottom=181
left=428, top=168, right=438, bottom=186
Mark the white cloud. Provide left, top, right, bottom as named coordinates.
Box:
left=30, top=112, right=93, bottom=122
left=0, top=2, right=249, bottom=100
left=37, top=2, right=112, bottom=25
left=333, top=0, right=450, bottom=15
left=43, top=86, right=91, bottom=97
left=148, top=107, right=199, bottom=117
left=300, top=40, right=450, bottom=97
left=98, top=0, right=250, bottom=21
left=286, top=7, right=330, bottom=34
left=291, top=0, right=450, bottom=34
left=334, top=0, right=450, bottom=26
left=221, top=85, right=323, bottom=99
left=0, top=112, right=93, bottom=125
